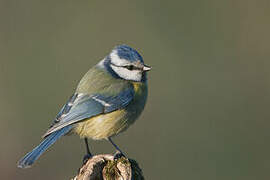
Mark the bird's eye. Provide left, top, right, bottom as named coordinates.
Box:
left=125, top=65, right=134, bottom=70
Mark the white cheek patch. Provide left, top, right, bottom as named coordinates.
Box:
left=110, top=65, right=142, bottom=81
left=110, top=50, right=130, bottom=66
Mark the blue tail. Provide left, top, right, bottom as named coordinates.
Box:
left=17, top=126, right=72, bottom=168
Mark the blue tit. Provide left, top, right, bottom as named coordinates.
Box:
left=18, top=45, right=151, bottom=168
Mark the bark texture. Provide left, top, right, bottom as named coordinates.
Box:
left=71, top=154, right=144, bottom=180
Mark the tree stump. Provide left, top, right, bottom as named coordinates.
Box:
left=71, top=154, right=144, bottom=180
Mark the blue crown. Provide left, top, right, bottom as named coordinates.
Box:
left=114, top=45, right=144, bottom=63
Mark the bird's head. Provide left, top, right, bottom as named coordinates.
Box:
left=102, top=45, right=151, bottom=82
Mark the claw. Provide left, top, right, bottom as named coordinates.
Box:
left=83, top=153, right=92, bottom=165
left=113, top=150, right=125, bottom=160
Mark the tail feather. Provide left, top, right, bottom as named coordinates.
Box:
left=17, top=126, right=72, bottom=168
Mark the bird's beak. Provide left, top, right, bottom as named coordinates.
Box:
left=143, top=64, right=152, bottom=72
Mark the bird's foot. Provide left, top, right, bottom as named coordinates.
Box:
left=82, top=153, right=92, bottom=165
left=113, top=150, right=126, bottom=160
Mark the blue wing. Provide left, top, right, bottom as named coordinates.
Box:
left=43, top=87, right=134, bottom=137
left=18, top=88, right=134, bottom=168
left=92, top=87, right=135, bottom=113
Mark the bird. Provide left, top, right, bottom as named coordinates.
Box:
left=17, top=45, right=151, bottom=168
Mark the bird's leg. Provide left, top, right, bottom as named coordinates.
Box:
left=108, top=137, right=126, bottom=160
left=83, top=138, right=92, bottom=164
left=84, top=138, right=92, bottom=155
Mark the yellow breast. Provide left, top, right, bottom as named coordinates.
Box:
left=132, top=82, right=144, bottom=94
left=74, top=109, right=133, bottom=140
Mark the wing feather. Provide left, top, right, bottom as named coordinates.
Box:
left=43, top=87, right=134, bottom=137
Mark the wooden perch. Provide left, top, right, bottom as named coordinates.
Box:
left=71, top=154, right=144, bottom=180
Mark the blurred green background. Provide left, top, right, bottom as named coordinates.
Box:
left=1, top=0, right=270, bottom=179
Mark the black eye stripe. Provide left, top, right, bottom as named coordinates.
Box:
left=125, top=65, right=134, bottom=70
left=124, top=65, right=142, bottom=70
left=111, top=63, right=141, bottom=71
